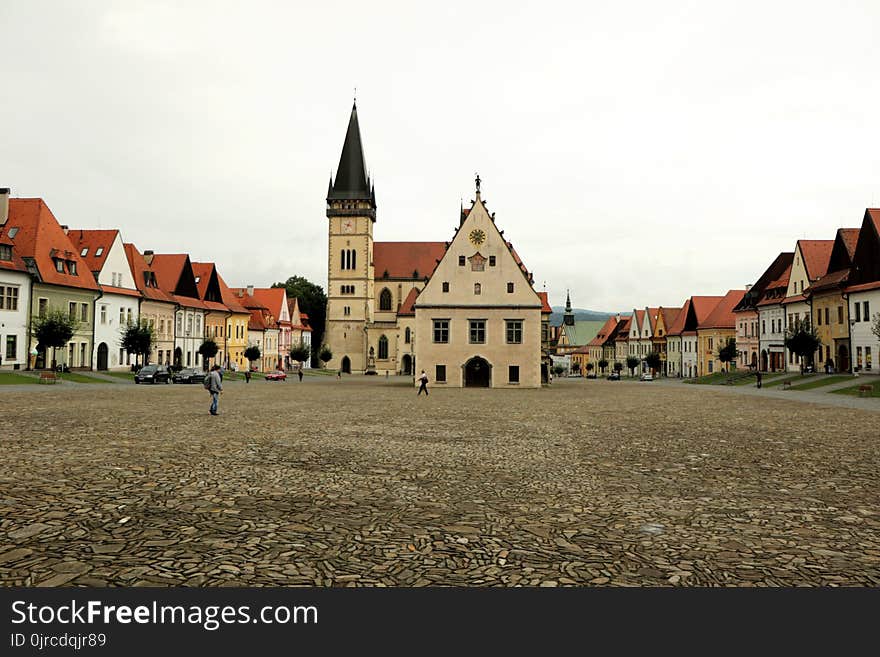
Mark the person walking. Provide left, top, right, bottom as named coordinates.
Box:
left=756, top=370, right=762, bottom=389
left=206, top=364, right=223, bottom=415
left=417, top=369, right=429, bottom=396
left=245, top=369, right=251, bottom=383
left=298, top=369, right=303, bottom=382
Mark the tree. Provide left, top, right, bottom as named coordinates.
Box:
left=613, top=362, right=623, bottom=374
left=645, top=351, right=661, bottom=374
left=598, top=358, right=609, bottom=373
left=319, top=345, right=333, bottom=368
left=198, top=338, right=219, bottom=369
left=784, top=318, right=821, bottom=373
left=586, top=362, right=594, bottom=373
left=289, top=340, right=310, bottom=367
left=626, top=356, right=640, bottom=377
left=32, top=309, right=78, bottom=370
left=272, top=276, right=327, bottom=366
left=716, top=337, right=737, bottom=371
left=872, top=312, right=880, bottom=341
left=244, top=345, right=261, bottom=370
left=552, top=364, right=565, bottom=376
left=571, top=362, right=581, bottom=374
left=120, top=321, right=156, bottom=367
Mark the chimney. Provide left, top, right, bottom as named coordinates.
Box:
left=0, top=188, right=9, bottom=225
left=745, top=284, right=753, bottom=291
left=143, top=250, right=154, bottom=265
left=247, top=285, right=254, bottom=297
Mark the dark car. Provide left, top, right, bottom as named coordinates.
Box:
left=607, top=372, right=621, bottom=380
left=172, top=368, right=206, bottom=384
left=134, top=364, right=170, bottom=384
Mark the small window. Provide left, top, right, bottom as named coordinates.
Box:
left=80, top=247, right=88, bottom=257
left=508, top=365, right=520, bottom=383
left=837, top=306, right=843, bottom=324
left=489, top=256, right=496, bottom=267
left=0, top=245, right=12, bottom=260
left=435, top=364, right=446, bottom=382
left=95, top=247, right=103, bottom=256
left=433, top=319, right=449, bottom=343
left=69, top=302, right=77, bottom=319
left=404, top=327, right=411, bottom=344
left=506, top=320, right=523, bottom=344
left=442, top=282, right=449, bottom=293
left=38, top=298, right=48, bottom=317
left=458, top=256, right=465, bottom=266
left=469, top=320, right=486, bottom=344
left=81, top=303, right=88, bottom=322
left=67, top=261, right=77, bottom=275
left=507, top=282, right=514, bottom=293
left=474, top=283, right=481, bottom=295
left=855, top=304, right=861, bottom=322
left=195, top=276, right=201, bottom=284
left=55, top=259, right=65, bottom=272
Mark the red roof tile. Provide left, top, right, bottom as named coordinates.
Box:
left=839, top=228, right=860, bottom=259
left=398, top=287, right=419, bottom=316
left=660, top=307, right=681, bottom=333
left=67, top=229, right=117, bottom=275
left=846, top=280, right=880, bottom=293
left=149, top=254, right=189, bottom=293
left=124, top=243, right=173, bottom=303
left=798, top=240, right=834, bottom=281
left=615, top=317, right=631, bottom=339
left=6, top=199, right=99, bottom=290
left=666, top=300, right=690, bottom=336
left=537, top=291, right=552, bottom=314
left=216, top=274, right=249, bottom=314
left=700, top=290, right=745, bottom=329
left=373, top=242, right=446, bottom=280
left=868, top=209, right=880, bottom=234
left=248, top=288, right=287, bottom=318
left=588, top=316, right=618, bottom=347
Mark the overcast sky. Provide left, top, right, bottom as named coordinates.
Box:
left=2, top=1, right=879, bottom=311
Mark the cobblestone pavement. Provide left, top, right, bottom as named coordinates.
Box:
left=1, top=377, right=878, bottom=587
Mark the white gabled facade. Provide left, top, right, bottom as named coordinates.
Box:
left=0, top=269, right=30, bottom=370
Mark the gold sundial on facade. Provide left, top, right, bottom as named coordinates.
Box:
left=469, top=228, right=486, bottom=246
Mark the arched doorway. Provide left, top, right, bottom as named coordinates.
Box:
left=761, top=350, right=768, bottom=372
left=401, top=354, right=412, bottom=375
left=341, top=356, right=351, bottom=374
left=97, top=343, right=109, bottom=370
left=464, top=356, right=491, bottom=388
left=174, top=347, right=183, bottom=368
left=838, top=344, right=850, bottom=372
left=751, top=352, right=758, bottom=370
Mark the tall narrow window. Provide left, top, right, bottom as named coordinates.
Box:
left=379, top=288, right=393, bottom=311
left=474, top=283, right=481, bottom=295
left=351, top=249, right=356, bottom=269
left=838, top=306, right=844, bottom=324
left=855, top=303, right=861, bottom=322
left=378, top=335, right=388, bottom=359
left=341, top=250, right=346, bottom=270
left=442, top=282, right=449, bottom=293
left=506, top=320, right=523, bottom=344
left=507, top=282, right=514, bottom=293
left=404, top=327, right=411, bottom=344
left=433, top=319, right=449, bottom=343
left=508, top=365, right=520, bottom=383
left=864, top=301, right=870, bottom=320
left=435, top=364, right=446, bottom=382
left=469, top=320, right=486, bottom=344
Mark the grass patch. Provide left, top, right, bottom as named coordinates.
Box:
left=105, top=372, right=135, bottom=381
left=0, top=372, right=40, bottom=385
left=764, top=374, right=809, bottom=388
left=831, top=380, right=880, bottom=398
left=57, top=372, right=110, bottom=384
left=788, top=375, right=855, bottom=391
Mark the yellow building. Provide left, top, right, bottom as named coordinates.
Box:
left=218, top=274, right=250, bottom=371
left=696, top=290, right=744, bottom=376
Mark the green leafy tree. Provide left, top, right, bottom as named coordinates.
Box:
left=289, top=340, right=310, bottom=366
left=32, top=309, right=78, bottom=370
left=198, top=338, right=219, bottom=369
left=626, top=355, right=640, bottom=377
left=784, top=318, right=821, bottom=373
left=645, top=351, right=662, bottom=374
left=571, top=362, right=581, bottom=374
left=586, top=362, right=594, bottom=373
left=120, top=321, right=156, bottom=367
left=598, top=358, right=609, bottom=373
left=319, top=345, right=333, bottom=368
left=272, top=276, right=327, bottom=366
left=613, top=362, right=623, bottom=374
left=552, top=364, right=565, bottom=376
left=716, top=337, right=737, bottom=371
left=244, top=345, right=261, bottom=370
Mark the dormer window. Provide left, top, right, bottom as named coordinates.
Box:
left=80, top=247, right=88, bottom=257
left=95, top=247, right=103, bottom=256
left=67, top=261, right=77, bottom=275
left=0, top=245, right=11, bottom=261
left=7, top=227, right=18, bottom=239
left=55, top=258, right=64, bottom=272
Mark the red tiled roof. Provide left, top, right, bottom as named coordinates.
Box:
left=149, top=254, right=189, bottom=293
left=248, top=288, right=287, bottom=318
left=216, top=274, right=249, bottom=314
left=537, top=291, right=552, bottom=314
left=798, top=240, right=834, bottom=281
left=5, top=199, right=100, bottom=290
left=229, top=288, right=271, bottom=312
left=666, top=300, right=690, bottom=336
left=781, top=293, right=807, bottom=305
left=124, top=243, right=173, bottom=303
left=690, top=296, right=725, bottom=324
left=615, top=317, right=631, bottom=340
left=67, top=229, right=117, bottom=275
left=868, top=209, right=880, bottom=233
left=660, top=307, right=681, bottom=333
left=645, top=307, right=659, bottom=333
left=846, top=280, right=880, bottom=293
left=398, top=287, right=419, bottom=316
left=170, top=293, right=207, bottom=310
left=633, top=309, right=645, bottom=332
left=839, top=228, right=860, bottom=259
left=0, top=222, right=29, bottom=273
left=588, top=316, right=618, bottom=347
left=700, top=289, right=745, bottom=329
left=100, top=285, right=141, bottom=298
left=373, top=242, right=446, bottom=279
left=191, top=263, right=215, bottom=299
left=808, top=268, right=850, bottom=293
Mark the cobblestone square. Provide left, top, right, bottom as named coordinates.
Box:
left=2, top=378, right=878, bottom=586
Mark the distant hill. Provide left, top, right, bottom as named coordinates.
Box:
left=549, top=307, right=617, bottom=325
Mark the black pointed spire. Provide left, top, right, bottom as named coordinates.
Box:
left=564, top=290, right=575, bottom=326
left=328, top=102, right=373, bottom=202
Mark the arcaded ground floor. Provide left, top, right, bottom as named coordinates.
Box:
left=1, top=376, right=878, bottom=586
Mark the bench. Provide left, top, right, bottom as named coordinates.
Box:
left=858, top=384, right=873, bottom=397
left=39, top=371, right=59, bottom=384
left=782, top=380, right=792, bottom=390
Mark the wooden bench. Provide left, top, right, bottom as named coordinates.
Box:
left=39, top=371, right=59, bottom=384
left=782, top=380, right=792, bottom=390
left=858, top=384, right=873, bottom=397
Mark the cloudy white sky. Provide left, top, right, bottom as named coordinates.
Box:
left=2, top=1, right=879, bottom=311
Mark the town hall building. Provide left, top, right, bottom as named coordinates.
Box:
left=324, top=103, right=545, bottom=387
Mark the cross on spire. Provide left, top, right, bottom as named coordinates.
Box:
left=475, top=173, right=481, bottom=194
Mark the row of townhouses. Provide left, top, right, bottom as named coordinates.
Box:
left=556, top=208, right=880, bottom=378
left=0, top=189, right=311, bottom=373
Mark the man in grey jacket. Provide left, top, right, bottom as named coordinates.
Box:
left=207, top=364, right=223, bottom=415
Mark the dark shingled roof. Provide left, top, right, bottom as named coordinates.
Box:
left=328, top=102, right=373, bottom=202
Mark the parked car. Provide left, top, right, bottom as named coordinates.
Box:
left=607, top=372, right=621, bottom=380
left=265, top=370, right=287, bottom=381
left=134, top=364, right=170, bottom=384
left=172, top=368, right=206, bottom=384
left=640, top=373, right=654, bottom=381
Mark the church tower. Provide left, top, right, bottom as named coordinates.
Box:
left=325, top=101, right=376, bottom=374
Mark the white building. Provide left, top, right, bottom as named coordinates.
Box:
left=0, top=188, right=31, bottom=370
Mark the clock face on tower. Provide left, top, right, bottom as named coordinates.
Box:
left=469, top=228, right=486, bottom=246
left=342, top=219, right=354, bottom=234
